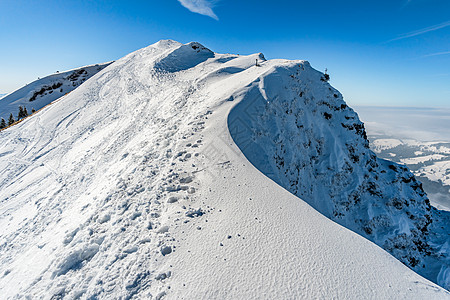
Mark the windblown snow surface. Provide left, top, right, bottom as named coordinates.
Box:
left=0, top=62, right=112, bottom=122
left=0, top=40, right=449, bottom=299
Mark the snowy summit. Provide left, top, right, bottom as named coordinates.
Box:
left=0, top=40, right=449, bottom=299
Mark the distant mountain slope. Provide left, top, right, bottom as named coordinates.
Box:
left=355, top=106, right=450, bottom=212
left=0, top=62, right=113, bottom=122
left=0, top=41, right=448, bottom=299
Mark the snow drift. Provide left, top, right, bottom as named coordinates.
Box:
left=0, top=40, right=449, bottom=299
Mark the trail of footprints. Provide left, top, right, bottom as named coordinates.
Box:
left=145, top=111, right=214, bottom=298
left=50, top=110, right=217, bottom=299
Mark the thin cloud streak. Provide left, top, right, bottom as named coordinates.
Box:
left=422, top=51, right=450, bottom=58
left=178, top=0, right=219, bottom=20
left=386, top=20, right=450, bottom=43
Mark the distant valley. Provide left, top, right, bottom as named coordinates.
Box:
left=356, top=106, right=450, bottom=211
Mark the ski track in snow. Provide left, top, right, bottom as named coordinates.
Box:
left=0, top=40, right=449, bottom=299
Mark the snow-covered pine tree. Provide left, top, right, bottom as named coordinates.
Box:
left=0, top=118, right=6, bottom=129
left=8, top=113, right=15, bottom=126
left=18, top=106, right=24, bottom=119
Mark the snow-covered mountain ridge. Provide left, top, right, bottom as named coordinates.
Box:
left=228, top=63, right=450, bottom=288
left=0, top=62, right=112, bottom=122
left=0, top=40, right=448, bottom=299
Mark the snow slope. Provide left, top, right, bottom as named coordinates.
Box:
left=227, top=65, right=450, bottom=289
left=0, top=62, right=112, bottom=121
left=0, top=40, right=449, bottom=299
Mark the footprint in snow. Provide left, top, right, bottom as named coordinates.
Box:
left=161, top=245, right=172, bottom=256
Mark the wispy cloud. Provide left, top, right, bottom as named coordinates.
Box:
left=422, top=51, right=450, bottom=58
left=401, top=0, right=412, bottom=9
left=386, top=20, right=450, bottom=43
left=178, top=0, right=219, bottom=20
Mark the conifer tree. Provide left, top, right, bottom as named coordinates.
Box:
left=0, top=118, right=6, bottom=129
left=23, top=107, right=28, bottom=117
left=31, top=108, right=36, bottom=113
left=18, top=106, right=24, bottom=119
left=8, top=113, right=15, bottom=126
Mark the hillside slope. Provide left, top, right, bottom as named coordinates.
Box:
left=0, top=62, right=112, bottom=122
left=0, top=40, right=448, bottom=299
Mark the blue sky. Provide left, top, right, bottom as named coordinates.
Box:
left=0, top=0, right=449, bottom=107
